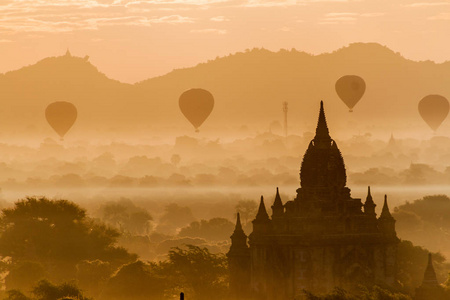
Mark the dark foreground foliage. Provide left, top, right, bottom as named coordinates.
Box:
left=4, top=280, right=91, bottom=300
left=0, top=197, right=229, bottom=300
left=0, top=197, right=449, bottom=300
left=0, top=197, right=136, bottom=291
left=301, top=286, right=411, bottom=300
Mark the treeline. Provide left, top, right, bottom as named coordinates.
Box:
left=0, top=197, right=450, bottom=299
left=0, top=197, right=228, bottom=300
left=394, top=195, right=450, bottom=258
left=3, top=134, right=450, bottom=191
left=4, top=161, right=450, bottom=191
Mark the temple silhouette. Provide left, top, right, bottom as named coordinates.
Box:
left=415, top=254, right=447, bottom=300
left=228, top=101, right=400, bottom=299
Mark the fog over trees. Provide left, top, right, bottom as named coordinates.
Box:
left=0, top=194, right=447, bottom=299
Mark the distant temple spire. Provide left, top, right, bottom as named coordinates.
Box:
left=422, top=253, right=439, bottom=286
left=415, top=253, right=446, bottom=300
left=314, top=101, right=331, bottom=143
left=65, top=48, right=71, bottom=57
left=385, top=132, right=402, bottom=155
left=255, top=196, right=269, bottom=221
left=389, top=133, right=395, bottom=145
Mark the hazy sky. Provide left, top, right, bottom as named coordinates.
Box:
left=0, top=0, right=449, bottom=83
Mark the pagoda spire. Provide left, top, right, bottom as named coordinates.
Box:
left=300, top=101, right=347, bottom=188
left=229, top=213, right=248, bottom=252
left=235, top=212, right=243, bottom=232
left=271, top=187, right=284, bottom=218
left=415, top=253, right=446, bottom=300
left=255, top=196, right=269, bottom=221
left=227, top=214, right=250, bottom=299
left=422, top=253, right=439, bottom=286
left=378, top=195, right=396, bottom=236
left=314, top=101, right=331, bottom=143
left=252, top=196, right=271, bottom=234
left=364, top=186, right=376, bottom=217
left=380, top=195, right=393, bottom=219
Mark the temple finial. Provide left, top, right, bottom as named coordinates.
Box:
left=229, top=212, right=248, bottom=253
left=255, top=196, right=269, bottom=220
left=275, top=187, right=281, bottom=202
left=235, top=212, right=243, bottom=231
left=380, top=194, right=393, bottom=219
left=272, top=187, right=283, bottom=218
left=364, top=186, right=376, bottom=216
left=365, top=186, right=374, bottom=203
left=314, top=101, right=331, bottom=142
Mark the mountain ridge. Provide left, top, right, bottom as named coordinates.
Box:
left=137, top=42, right=449, bottom=85
left=3, top=43, right=448, bottom=85
left=0, top=42, right=449, bottom=140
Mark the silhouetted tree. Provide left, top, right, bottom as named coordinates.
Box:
left=32, top=280, right=91, bottom=300
left=164, top=245, right=228, bottom=300
left=0, top=197, right=136, bottom=283
left=156, top=203, right=195, bottom=234
left=301, top=286, right=411, bottom=299
left=4, top=290, right=31, bottom=300
left=101, top=260, right=165, bottom=300
left=5, top=261, right=46, bottom=293
left=76, top=260, right=112, bottom=298
left=99, top=198, right=153, bottom=235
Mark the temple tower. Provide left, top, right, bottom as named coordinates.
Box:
left=227, top=213, right=250, bottom=299
left=231, top=101, right=399, bottom=298
left=271, top=187, right=284, bottom=219
left=415, top=254, right=447, bottom=300
left=364, top=186, right=376, bottom=217
left=378, top=195, right=396, bottom=237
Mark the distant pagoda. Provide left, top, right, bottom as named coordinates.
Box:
left=228, top=101, right=399, bottom=299
left=415, top=253, right=447, bottom=300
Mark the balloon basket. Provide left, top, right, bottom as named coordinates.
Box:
left=349, top=109, right=353, bottom=113
left=195, top=129, right=199, bottom=133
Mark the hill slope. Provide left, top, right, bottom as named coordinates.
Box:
left=1, top=43, right=449, bottom=140
left=136, top=43, right=450, bottom=137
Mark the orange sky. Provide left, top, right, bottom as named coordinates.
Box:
left=0, top=0, right=449, bottom=83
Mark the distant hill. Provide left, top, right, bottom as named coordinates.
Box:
left=1, top=43, right=449, bottom=140
left=0, top=51, right=134, bottom=140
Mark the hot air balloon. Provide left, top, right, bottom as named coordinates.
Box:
left=418, top=95, right=449, bottom=132
left=45, top=101, right=77, bottom=140
left=179, top=88, right=214, bottom=132
left=335, top=75, right=366, bottom=112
